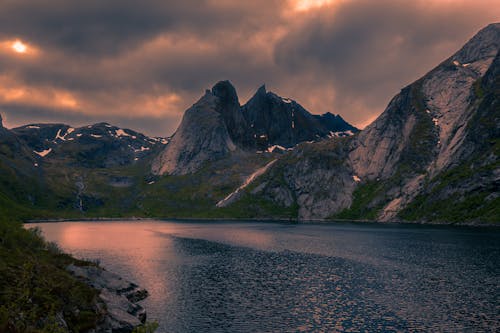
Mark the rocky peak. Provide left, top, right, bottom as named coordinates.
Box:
left=151, top=85, right=237, bottom=175
left=211, top=80, right=252, bottom=148
left=211, top=80, right=240, bottom=106
left=313, top=112, right=359, bottom=134
left=453, top=23, right=500, bottom=65
left=0, top=113, right=3, bottom=128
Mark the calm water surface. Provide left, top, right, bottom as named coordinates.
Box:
left=26, top=221, right=500, bottom=332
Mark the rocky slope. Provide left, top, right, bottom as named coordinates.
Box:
left=152, top=81, right=357, bottom=176
left=67, top=264, right=149, bottom=332
left=233, top=23, right=499, bottom=223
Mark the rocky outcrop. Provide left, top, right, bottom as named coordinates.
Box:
left=67, top=264, right=149, bottom=332
left=251, top=140, right=358, bottom=220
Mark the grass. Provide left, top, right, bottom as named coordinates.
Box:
left=0, top=214, right=102, bottom=332
left=330, top=181, right=385, bottom=220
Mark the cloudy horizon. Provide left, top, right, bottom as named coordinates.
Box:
left=0, top=0, right=498, bottom=137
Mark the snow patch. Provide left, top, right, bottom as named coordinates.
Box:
left=432, top=118, right=439, bottom=126
left=216, top=159, right=278, bottom=208
left=266, top=145, right=286, bottom=153
left=134, top=146, right=150, bottom=152
left=148, top=181, right=155, bottom=185
left=55, top=129, right=66, bottom=141
left=90, top=134, right=102, bottom=138
left=282, top=98, right=292, bottom=104
left=115, top=129, right=130, bottom=137
left=328, top=130, right=355, bottom=138
left=352, top=175, right=361, bottom=182
left=27, top=125, right=40, bottom=129
left=453, top=60, right=460, bottom=66
left=34, top=148, right=52, bottom=157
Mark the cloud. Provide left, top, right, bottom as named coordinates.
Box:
left=0, top=0, right=498, bottom=136
left=274, top=0, right=500, bottom=125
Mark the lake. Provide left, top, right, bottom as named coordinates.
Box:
left=26, top=220, right=500, bottom=332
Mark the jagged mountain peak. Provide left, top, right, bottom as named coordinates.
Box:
left=152, top=81, right=359, bottom=175
left=453, top=23, right=500, bottom=64
left=211, top=80, right=240, bottom=106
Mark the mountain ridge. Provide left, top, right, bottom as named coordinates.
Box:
left=0, top=23, right=498, bottom=224
left=152, top=81, right=358, bottom=175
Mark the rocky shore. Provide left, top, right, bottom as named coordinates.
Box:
left=67, top=264, right=149, bottom=332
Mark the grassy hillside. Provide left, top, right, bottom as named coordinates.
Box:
left=0, top=213, right=102, bottom=332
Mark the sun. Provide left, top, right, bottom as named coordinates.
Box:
left=294, top=0, right=336, bottom=11
left=12, top=40, right=27, bottom=53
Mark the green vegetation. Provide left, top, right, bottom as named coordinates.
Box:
left=132, top=322, right=159, bottom=333
left=331, top=181, right=385, bottom=220
left=0, top=216, right=102, bottom=332
left=400, top=160, right=499, bottom=223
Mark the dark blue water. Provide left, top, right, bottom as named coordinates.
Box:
left=27, top=221, right=500, bottom=332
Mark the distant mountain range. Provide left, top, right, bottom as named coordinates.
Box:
left=0, top=23, right=498, bottom=224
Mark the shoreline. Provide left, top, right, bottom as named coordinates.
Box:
left=24, top=216, right=500, bottom=228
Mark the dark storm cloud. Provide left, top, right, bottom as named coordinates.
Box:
left=0, top=0, right=498, bottom=136
left=0, top=0, right=283, bottom=55
left=274, top=0, right=500, bottom=126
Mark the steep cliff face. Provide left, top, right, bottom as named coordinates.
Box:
left=151, top=88, right=238, bottom=176
left=250, top=139, right=357, bottom=220
left=356, top=23, right=500, bottom=221
left=242, top=85, right=357, bottom=149
left=238, top=23, right=500, bottom=222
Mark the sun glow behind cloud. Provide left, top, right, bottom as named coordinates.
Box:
left=294, top=0, right=338, bottom=11
left=11, top=40, right=27, bottom=53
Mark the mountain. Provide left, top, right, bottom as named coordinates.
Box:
left=242, top=85, right=357, bottom=148
left=152, top=81, right=357, bottom=176
left=12, top=122, right=167, bottom=168
left=151, top=83, right=242, bottom=176
left=232, top=23, right=499, bottom=223
left=0, top=24, right=497, bottom=224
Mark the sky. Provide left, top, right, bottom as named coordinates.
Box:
left=0, top=0, right=499, bottom=137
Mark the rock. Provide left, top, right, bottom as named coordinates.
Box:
left=242, top=85, right=357, bottom=149
left=237, top=23, right=500, bottom=222
left=152, top=81, right=360, bottom=175
left=67, top=264, right=149, bottom=332
left=151, top=88, right=238, bottom=175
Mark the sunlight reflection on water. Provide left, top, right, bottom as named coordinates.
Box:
left=27, top=221, right=500, bottom=332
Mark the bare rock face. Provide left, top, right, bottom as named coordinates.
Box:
left=253, top=140, right=357, bottom=220
left=242, top=85, right=357, bottom=149
left=243, top=23, right=500, bottom=222
left=67, top=264, right=149, bottom=332
left=151, top=87, right=238, bottom=175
